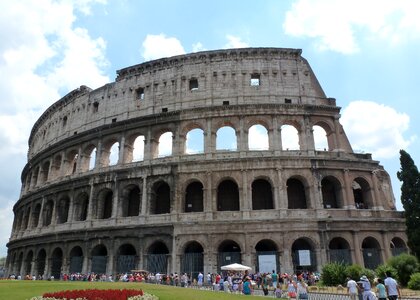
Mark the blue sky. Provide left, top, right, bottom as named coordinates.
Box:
left=1, top=0, right=419, bottom=256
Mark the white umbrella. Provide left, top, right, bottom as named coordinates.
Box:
left=220, top=263, right=252, bottom=271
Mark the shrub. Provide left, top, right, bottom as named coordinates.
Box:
left=408, top=272, right=420, bottom=290
left=388, top=253, right=419, bottom=286
left=344, top=264, right=364, bottom=282
left=375, top=264, right=397, bottom=280
left=321, top=262, right=347, bottom=286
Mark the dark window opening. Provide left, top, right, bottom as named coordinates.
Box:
left=136, top=87, right=145, bottom=100
left=321, top=178, right=340, bottom=208
left=185, top=182, right=204, bottom=212
left=217, top=180, right=240, bottom=211
left=287, top=178, right=307, bottom=209
left=62, top=116, right=67, bottom=128
left=112, top=118, right=117, bottom=123
left=223, top=101, right=230, bottom=105
left=151, top=182, right=170, bottom=214
left=162, top=107, right=168, bottom=113
left=189, top=79, right=198, bottom=91
left=251, top=74, right=260, bottom=86
left=93, top=102, right=99, bottom=112
left=252, top=179, right=274, bottom=210
left=285, top=98, right=292, bottom=104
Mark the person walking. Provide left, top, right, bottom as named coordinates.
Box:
left=384, top=271, right=401, bottom=300
left=360, top=275, right=372, bottom=300
left=376, top=278, right=387, bottom=300
left=346, top=277, right=358, bottom=300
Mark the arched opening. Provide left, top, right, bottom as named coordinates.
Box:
left=147, top=241, right=169, bottom=274
left=117, top=244, right=137, bottom=274
left=292, top=238, right=317, bottom=272
left=218, top=240, right=241, bottom=271
left=362, top=237, right=382, bottom=269
left=313, top=125, right=329, bottom=151
left=287, top=178, right=307, bottom=209
left=181, top=241, right=204, bottom=279
left=281, top=125, right=300, bottom=150
left=66, top=151, right=78, bottom=175
left=216, top=126, right=237, bottom=151
left=43, top=200, right=54, bottom=226
left=74, top=192, right=89, bottom=221
left=217, top=179, right=239, bottom=211
left=88, top=147, right=96, bottom=170
left=321, top=176, right=342, bottom=208
left=186, top=128, right=204, bottom=154
left=158, top=132, right=173, bottom=157
left=150, top=181, right=170, bottom=214
left=329, top=237, right=352, bottom=265
left=32, top=166, right=39, bottom=187
left=109, top=142, right=119, bottom=166
left=248, top=124, right=269, bottom=150
left=51, top=154, right=62, bottom=180
left=121, top=185, right=141, bottom=217
left=133, top=135, right=145, bottom=162
left=91, top=244, right=108, bottom=274
left=353, top=177, right=372, bottom=209
left=252, top=179, right=273, bottom=210
left=24, top=251, right=33, bottom=275
left=36, top=249, right=46, bottom=277
left=22, top=208, right=31, bottom=230
left=16, top=252, right=23, bottom=275
left=255, top=240, right=279, bottom=273
left=96, top=189, right=113, bottom=219
left=69, top=246, right=83, bottom=274
left=31, top=203, right=41, bottom=228
left=390, top=237, right=408, bottom=256
left=50, top=247, right=63, bottom=279
left=185, top=181, right=203, bottom=212
left=41, top=161, right=50, bottom=183
left=56, top=196, right=70, bottom=224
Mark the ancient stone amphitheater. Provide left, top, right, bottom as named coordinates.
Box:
left=7, top=48, right=407, bottom=279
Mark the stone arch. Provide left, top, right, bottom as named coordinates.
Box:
left=43, top=200, right=54, bottom=226
left=50, top=247, right=63, bottom=279
left=40, top=160, right=50, bottom=183
left=32, top=166, right=40, bottom=187
left=255, top=239, right=279, bottom=273
left=321, top=176, right=343, bottom=208
left=96, top=188, right=113, bottom=219
left=328, top=237, right=352, bottom=264
left=91, top=244, right=108, bottom=274
left=116, top=243, right=137, bottom=274
left=150, top=181, right=170, bottom=214
left=22, top=207, right=31, bottom=230
left=36, top=248, right=47, bottom=277
left=121, top=184, right=141, bottom=217
left=218, top=240, right=241, bottom=270
left=362, top=236, right=382, bottom=269
left=124, top=131, right=146, bottom=163
left=217, top=179, right=240, bottom=211
left=56, top=195, right=70, bottom=224
left=252, top=178, right=274, bottom=210
left=31, top=203, right=41, bottom=228
left=281, top=123, right=300, bottom=150
left=352, top=177, right=373, bottom=209
left=248, top=124, right=269, bottom=150
left=65, top=149, right=78, bottom=175
left=50, top=154, right=62, bottom=180
left=184, top=181, right=204, bottom=212
left=147, top=241, right=169, bottom=274
left=312, top=120, right=334, bottom=150
left=390, top=237, right=408, bottom=256
left=69, top=246, right=83, bottom=274
left=185, top=128, right=205, bottom=154
left=24, top=250, right=33, bottom=275
left=132, top=135, right=145, bottom=162
left=80, top=143, right=97, bottom=171
left=216, top=126, right=237, bottom=151
left=292, top=237, right=317, bottom=272
left=73, top=192, right=89, bottom=221
left=287, top=177, right=308, bottom=209
left=181, top=241, right=204, bottom=279
left=16, top=252, right=23, bottom=275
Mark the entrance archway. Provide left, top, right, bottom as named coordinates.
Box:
left=147, top=241, right=169, bottom=274
left=218, top=240, right=241, bottom=271
left=91, top=244, right=108, bottom=274
left=181, top=241, right=204, bottom=279
left=329, top=237, right=351, bottom=264
left=116, top=244, right=137, bottom=274
left=292, top=238, right=317, bottom=272
left=362, top=237, right=382, bottom=269
left=255, top=240, right=279, bottom=273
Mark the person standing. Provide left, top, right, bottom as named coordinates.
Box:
left=272, top=270, right=278, bottom=288
left=346, top=277, right=358, bottom=300
left=376, top=278, right=387, bottom=300
left=384, top=271, right=401, bottom=300
left=360, top=275, right=372, bottom=300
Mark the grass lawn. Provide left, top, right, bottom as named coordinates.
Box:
left=0, top=281, right=276, bottom=300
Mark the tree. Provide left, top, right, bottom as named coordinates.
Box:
left=397, top=150, right=420, bottom=259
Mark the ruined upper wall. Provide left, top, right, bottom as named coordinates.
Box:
left=28, top=47, right=332, bottom=159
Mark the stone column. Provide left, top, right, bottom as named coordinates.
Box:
left=37, top=197, right=46, bottom=228
left=272, top=116, right=281, bottom=153
left=351, top=231, right=363, bottom=266
left=333, top=116, right=342, bottom=151
left=280, top=249, right=293, bottom=275
left=107, top=241, right=114, bottom=275
left=381, top=231, right=392, bottom=262
left=143, top=127, right=152, bottom=161
left=51, top=196, right=57, bottom=226
left=205, top=118, right=214, bottom=159
left=371, top=171, right=382, bottom=209
left=343, top=169, right=354, bottom=209
left=141, top=176, right=148, bottom=215
left=118, top=135, right=126, bottom=164
left=95, top=140, right=103, bottom=169
left=111, top=176, right=119, bottom=219
left=86, top=182, right=95, bottom=221
left=277, top=168, right=287, bottom=209
left=241, top=170, right=250, bottom=210
left=67, top=191, right=75, bottom=223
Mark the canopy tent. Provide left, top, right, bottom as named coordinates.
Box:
left=220, top=263, right=252, bottom=271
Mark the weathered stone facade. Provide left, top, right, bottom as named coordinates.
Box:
left=7, top=48, right=407, bottom=279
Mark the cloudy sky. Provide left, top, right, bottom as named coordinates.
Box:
left=1, top=0, right=419, bottom=256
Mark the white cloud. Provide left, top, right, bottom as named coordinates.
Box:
left=0, top=0, right=109, bottom=256
left=341, top=100, right=414, bottom=159
left=192, top=42, right=206, bottom=53
left=248, top=125, right=269, bottom=150
left=224, top=35, right=249, bottom=49
left=141, top=34, right=185, bottom=61
left=158, top=132, right=173, bottom=157
left=283, top=0, right=420, bottom=54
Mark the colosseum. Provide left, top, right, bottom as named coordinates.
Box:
left=6, top=47, right=408, bottom=279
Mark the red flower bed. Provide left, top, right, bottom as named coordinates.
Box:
left=43, top=288, right=144, bottom=300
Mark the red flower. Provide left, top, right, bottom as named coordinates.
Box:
left=43, top=288, right=144, bottom=300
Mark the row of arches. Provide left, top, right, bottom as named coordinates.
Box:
left=23, top=118, right=336, bottom=193
left=13, top=174, right=374, bottom=233
left=7, top=236, right=407, bottom=278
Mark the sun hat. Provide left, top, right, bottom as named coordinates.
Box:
left=360, top=275, right=368, bottom=281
